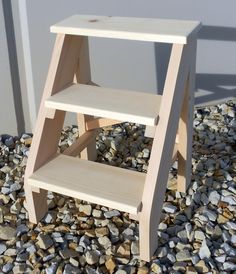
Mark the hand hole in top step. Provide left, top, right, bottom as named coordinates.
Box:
left=88, top=19, right=99, bottom=23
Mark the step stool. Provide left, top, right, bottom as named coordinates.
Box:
left=24, top=15, right=201, bottom=261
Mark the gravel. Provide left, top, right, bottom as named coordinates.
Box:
left=0, top=100, right=235, bottom=273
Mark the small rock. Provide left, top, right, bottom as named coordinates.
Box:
left=115, top=271, right=127, bottom=274
left=223, top=262, right=236, bottom=271
left=2, top=262, right=14, bottom=273
left=63, top=264, right=82, bottom=274
left=95, top=227, right=109, bottom=237
left=36, top=233, right=53, bottom=250
left=107, top=222, right=119, bottom=237
left=98, top=236, right=111, bottom=249
left=12, top=264, right=27, bottom=274
left=217, top=214, right=229, bottom=224
left=0, top=243, right=7, bottom=254
left=9, top=182, right=22, bottom=192
left=78, top=204, right=92, bottom=216
left=16, top=224, right=29, bottom=236
left=105, top=257, right=116, bottom=273
left=131, top=240, right=139, bottom=255
left=199, top=240, right=211, bottom=259
left=46, top=263, right=58, bottom=274
left=117, top=242, right=130, bottom=258
left=70, top=257, right=79, bottom=267
left=195, top=260, right=209, bottom=273
left=85, top=250, right=99, bottom=265
left=163, top=202, right=178, bottom=214
left=0, top=225, right=16, bottom=240
left=185, top=223, right=192, bottom=239
left=202, top=208, right=217, bottom=222
left=176, top=250, right=191, bottom=262
left=142, top=148, right=150, bottom=158
left=137, top=267, right=149, bottom=274
left=186, top=266, right=198, bottom=274
left=208, top=190, right=220, bottom=205
left=59, top=248, right=78, bottom=259
left=215, top=255, right=226, bottom=263
left=92, top=209, right=102, bottom=218
left=104, top=210, right=120, bottom=218
left=122, top=227, right=133, bottom=239
left=167, top=253, right=176, bottom=263
left=44, top=212, right=56, bottom=223
left=151, top=263, right=162, bottom=273
left=156, top=246, right=167, bottom=258
left=4, top=248, right=17, bottom=256
left=194, top=230, right=205, bottom=240
left=226, top=221, right=236, bottom=230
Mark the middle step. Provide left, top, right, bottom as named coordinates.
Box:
left=45, top=84, right=162, bottom=126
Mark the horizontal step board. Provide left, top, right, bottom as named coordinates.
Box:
left=28, top=154, right=145, bottom=215
left=45, top=84, right=161, bottom=126
left=51, top=15, right=201, bottom=44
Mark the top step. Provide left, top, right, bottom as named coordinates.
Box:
left=51, top=15, right=201, bottom=44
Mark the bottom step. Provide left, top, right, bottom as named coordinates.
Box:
left=28, top=154, right=145, bottom=214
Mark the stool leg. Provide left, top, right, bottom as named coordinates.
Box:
left=75, top=37, right=97, bottom=160
left=24, top=34, right=84, bottom=223
left=139, top=43, right=191, bottom=261
left=177, top=40, right=196, bottom=193
left=77, top=114, right=97, bottom=160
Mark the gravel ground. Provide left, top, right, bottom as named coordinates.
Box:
left=0, top=100, right=235, bottom=274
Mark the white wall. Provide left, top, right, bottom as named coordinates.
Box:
left=0, top=0, right=18, bottom=135
left=13, top=0, right=236, bottom=132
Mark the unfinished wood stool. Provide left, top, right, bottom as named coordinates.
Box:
left=24, top=15, right=201, bottom=261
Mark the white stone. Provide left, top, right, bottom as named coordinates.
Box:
left=0, top=243, right=6, bottom=255
left=163, top=202, right=177, bottom=214
left=199, top=240, right=211, bottom=259
left=223, top=262, right=236, bottom=271
left=85, top=250, right=99, bottom=265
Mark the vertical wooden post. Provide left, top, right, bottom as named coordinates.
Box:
left=139, top=43, right=192, bottom=261
left=24, top=34, right=84, bottom=223
left=75, top=37, right=97, bottom=160
left=177, top=38, right=197, bottom=193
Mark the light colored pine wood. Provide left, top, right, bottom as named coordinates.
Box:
left=62, top=130, right=97, bottom=157
left=28, top=154, right=145, bottom=215
left=145, top=126, right=180, bottom=143
left=86, top=117, right=121, bottom=131
left=25, top=15, right=200, bottom=262
left=45, top=84, right=161, bottom=126
left=74, top=36, right=97, bottom=161
left=77, top=114, right=97, bottom=160
left=24, top=34, right=85, bottom=223
left=51, top=15, right=201, bottom=44
left=139, top=42, right=192, bottom=261
left=177, top=38, right=197, bottom=193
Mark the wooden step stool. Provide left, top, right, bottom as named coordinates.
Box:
left=24, top=15, right=201, bottom=261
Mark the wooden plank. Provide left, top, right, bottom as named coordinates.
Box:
left=177, top=38, right=196, bottom=193
left=139, top=43, right=191, bottom=261
left=86, top=117, right=121, bottom=130
left=62, top=130, right=97, bottom=157
left=24, top=34, right=84, bottom=223
left=75, top=36, right=97, bottom=161
left=145, top=126, right=180, bottom=145
left=45, top=84, right=161, bottom=126
left=51, top=15, right=201, bottom=44
left=29, top=154, right=145, bottom=215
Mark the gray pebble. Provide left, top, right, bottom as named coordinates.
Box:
left=0, top=243, right=7, bottom=255
left=2, top=262, right=14, bottom=273
left=163, top=202, right=178, bottom=214
left=85, top=250, right=100, bottom=265
left=199, top=240, right=211, bottom=259
left=104, top=209, right=120, bottom=218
